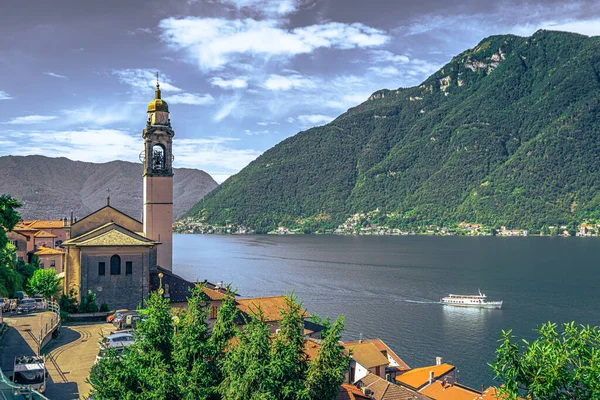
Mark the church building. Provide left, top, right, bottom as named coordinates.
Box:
left=60, top=79, right=176, bottom=310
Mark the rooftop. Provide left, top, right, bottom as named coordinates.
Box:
left=420, top=381, right=481, bottom=400
left=343, top=339, right=410, bottom=371
left=235, top=296, right=309, bottom=323
left=343, top=341, right=390, bottom=369
left=33, top=230, right=57, bottom=238
left=337, top=383, right=371, bottom=400
left=395, top=364, right=455, bottom=390
left=358, top=373, right=420, bottom=400
left=34, top=246, right=64, bottom=256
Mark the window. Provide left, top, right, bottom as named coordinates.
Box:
left=40, top=263, right=45, bottom=269
left=126, top=261, right=132, bottom=275
left=110, top=255, right=121, bottom=275
left=99, top=262, right=105, bottom=276
left=50, top=260, right=56, bottom=267
left=12, top=240, right=18, bottom=246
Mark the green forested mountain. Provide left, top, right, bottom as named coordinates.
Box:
left=185, top=30, right=600, bottom=233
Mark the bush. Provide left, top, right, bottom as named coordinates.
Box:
left=59, top=290, right=79, bottom=314
left=99, top=303, right=110, bottom=312
left=79, top=290, right=99, bottom=313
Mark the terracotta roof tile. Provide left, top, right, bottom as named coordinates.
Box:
left=343, top=342, right=389, bottom=369
left=303, top=338, right=321, bottom=361
left=76, top=229, right=155, bottom=247
left=34, top=230, right=57, bottom=238
left=202, top=286, right=228, bottom=301
left=24, top=220, right=69, bottom=229
left=343, top=339, right=409, bottom=371
left=420, top=381, right=481, bottom=400
left=359, top=373, right=419, bottom=400
left=395, top=364, right=455, bottom=390
left=337, top=384, right=371, bottom=400
left=235, top=296, right=309, bottom=322
left=34, top=247, right=64, bottom=256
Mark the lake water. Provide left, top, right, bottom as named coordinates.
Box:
left=172, top=234, right=600, bottom=388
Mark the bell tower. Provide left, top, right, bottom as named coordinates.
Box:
left=142, top=74, right=173, bottom=271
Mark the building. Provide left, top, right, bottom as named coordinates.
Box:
left=343, top=338, right=410, bottom=383
left=58, top=78, right=176, bottom=309
left=34, top=247, right=65, bottom=273
left=356, top=373, right=426, bottom=400
left=7, top=219, right=70, bottom=262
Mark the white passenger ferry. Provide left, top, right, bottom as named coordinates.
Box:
left=441, top=290, right=503, bottom=309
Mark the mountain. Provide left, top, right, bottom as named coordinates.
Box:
left=184, top=30, right=600, bottom=234
left=0, top=155, right=218, bottom=220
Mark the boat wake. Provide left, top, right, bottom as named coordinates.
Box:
left=397, top=299, right=441, bottom=305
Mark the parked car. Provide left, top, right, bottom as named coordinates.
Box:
left=106, top=309, right=128, bottom=323
left=100, top=332, right=134, bottom=349
left=17, top=298, right=36, bottom=314
left=95, top=345, right=126, bottom=364
left=0, top=298, right=9, bottom=312
left=116, top=312, right=142, bottom=330
left=33, top=298, right=47, bottom=310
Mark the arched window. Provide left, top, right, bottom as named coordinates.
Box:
left=110, top=255, right=121, bottom=275
left=152, top=144, right=165, bottom=171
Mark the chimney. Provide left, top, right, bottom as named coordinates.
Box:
left=429, top=371, right=434, bottom=385
left=74, top=216, right=77, bottom=223
left=436, top=356, right=442, bottom=366
left=63, top=217, right=67, bottom=227
left=359, top=332, right=363, bottom=344
left=70, top=210, right=74, bottom=224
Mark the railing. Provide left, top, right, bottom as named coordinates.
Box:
left=37, top=300, right=61, bottom=354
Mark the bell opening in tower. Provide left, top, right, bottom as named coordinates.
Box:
left=152, top=144, right=166, bottom=171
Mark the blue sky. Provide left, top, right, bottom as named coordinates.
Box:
left=2, top=0, right=600, bottom=182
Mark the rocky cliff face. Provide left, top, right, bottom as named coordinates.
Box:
left=0, top=155, right=218, bottom=220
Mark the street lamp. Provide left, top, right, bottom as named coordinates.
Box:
left=158, top=272, right=164, bottom=296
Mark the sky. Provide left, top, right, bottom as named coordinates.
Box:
left=2, top=0, right=600, bottom=183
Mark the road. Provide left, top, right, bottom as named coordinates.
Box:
left=1, top=312, right=116, bottom=399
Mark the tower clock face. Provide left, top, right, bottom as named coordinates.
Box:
left=139, top=150, right=146, bottom=163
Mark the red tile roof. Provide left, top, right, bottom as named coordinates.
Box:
left=235, top=296, right=309, bottom=322
left=395, top=364, right=455, bottom=390
left=337, top=384, right=371, bottom=400
left=343, top=339, right=410, bottom=371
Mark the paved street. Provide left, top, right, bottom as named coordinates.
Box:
left=1, top=312, right=116, bottom=399
left=44, top=322, right=115, bottom=399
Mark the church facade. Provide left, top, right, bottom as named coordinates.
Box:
left=60, top=79, right=175, bottom=310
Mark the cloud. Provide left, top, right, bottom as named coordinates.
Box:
left=112, top=69, right=182, bottom=93
left=296, top=114, right=334, bottom=126
left=214, top=97, right=241, bottom=122
left=175, top=137, right=262, bottom=182
left=263, top=74, right=316, bottom=91
left=512, top=18, right=600, bottom=37
left=44, top=72, right=68, bottom=79
left=209, top=76, right=248, bottom=89
left=370, top=50, right=410, bottom=63
left=61, top=105, right=136, bottom=127
left=257, top=121, right=279, bottom=126
left=127, top=27, right=153, bottom=35
left=0, top=90, right=13, bottom=100
left=159, top=17, right=390, bottom=71
left=368, top=66, right=401, bottom=76
left=5, top=115, right=58, bottom=124
left=218, top=0, right=298, bottom=16
left=164, top=93, right=215, bottom=105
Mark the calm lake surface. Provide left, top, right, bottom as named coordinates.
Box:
left=173, top=234, right=600, bottom=388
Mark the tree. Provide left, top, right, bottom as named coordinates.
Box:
left=0, top=195, right=23, bottom=297
left=218, top=308, right=273, bottom=399
left=490, top=322, right=600, bottom=400
left=269, top=294, right=307, bottom=400
left=303, top=316, right=349, bottom=400
left=27, top=268, right=62, bottom=298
